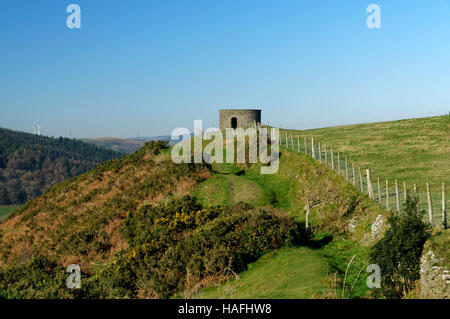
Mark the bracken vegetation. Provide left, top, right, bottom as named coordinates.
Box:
left=0, top=141, right=296, bottom=298
left=0, top=198, right=295, bottom=299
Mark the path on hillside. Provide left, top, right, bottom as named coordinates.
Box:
left=195, top=163, right=273, bottom=207
left=192, top=161, right=366, bottom=299
left=193, top=170, right=271, bottom=207
left=226, top=174, right=265, bottom=206
left=193, top=246, right=330, bottom=299
left=191, top=168, right=334, bottom=298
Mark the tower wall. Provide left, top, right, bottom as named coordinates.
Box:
left=219, top=109, right=261, bottom=131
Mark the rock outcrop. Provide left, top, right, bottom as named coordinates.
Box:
left=419, top=230, right=449, bottom=299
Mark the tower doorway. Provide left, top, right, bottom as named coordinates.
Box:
left=231, top=117, right=237, bottom=129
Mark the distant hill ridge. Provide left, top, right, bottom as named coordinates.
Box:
left=83, top=135, right=184, bottom=154
left=0, top=127, right=124, bottom=205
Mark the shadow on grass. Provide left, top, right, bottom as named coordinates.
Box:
left=292, top=221, right=333, bottom=249
left=211, top=163, right=245, bottom=176
left=304, top=235, right=333, bottom=249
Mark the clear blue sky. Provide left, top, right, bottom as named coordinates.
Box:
left=1, top=0, right=449, bottom=138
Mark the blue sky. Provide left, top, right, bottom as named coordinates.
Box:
left=0, top=0, right=449, bottom=138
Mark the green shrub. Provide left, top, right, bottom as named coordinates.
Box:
left=95, top=197, right=296, bottom=298
left=0, top=255, right=67, bottom=299
left=0, top=197, right=293, bottom=299
left=369, top=195, right=431, bottom=298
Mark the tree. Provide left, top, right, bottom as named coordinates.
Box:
left=0, top=127, right=123, bottom=204
left=369, top=195, right=431, bottom=298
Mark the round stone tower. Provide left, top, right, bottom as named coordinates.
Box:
left=219, top=109, right=261, bottom=131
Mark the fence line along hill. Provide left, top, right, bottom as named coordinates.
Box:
left=278, top=115, right=449, bottom=227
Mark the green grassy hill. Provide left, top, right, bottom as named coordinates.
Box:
left=281, top=115, right=449, bottom=224
left=283, top=115, right=448, bottom=191
left=1, top=116, right=444, bottom=299
left=0, top=140, right=387, bottom=299
left=181, top=148, right=388, bottom=299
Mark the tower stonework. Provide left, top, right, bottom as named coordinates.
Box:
left=219, top=109, right=261, bottom=131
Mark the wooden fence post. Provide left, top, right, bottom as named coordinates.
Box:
left=345, top=156, right=349, bottom=180
left=377, top=177, right=381, bottom=203
left=331, top=149, right=335, bottom=170
left=337, top=152, right=341, bottom=175
left=304, top=137, right=307, bottom=155
left=324, top=145, right=328, bottom=165
left=386, top=180, right=389, bottom=209
left=395, top=180, right=400, bottom=213
left=403, top=181, right=407, bottom=201
left=318, top=143, right=322, bottom=163
left=427, top=182, right=433, bottom=225
left=297, top=136, right=300, bottom=152
left=285, top=132, right=288, bottom=148
left=359, top=167, right=363, bottom=192
left=352, top=163, right=356, bottom=186
left=366, top=169, right=374, bottom=199
left=311, top=138, right=316, bottom=159
left=413, top=184, right=417, bottom=196
left=442, top=182, right=447, bottom=229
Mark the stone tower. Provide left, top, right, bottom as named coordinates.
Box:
left=219, top=109, right=261, bottom=131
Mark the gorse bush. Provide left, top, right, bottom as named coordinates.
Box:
left=0, top=255, right=107, bottom=299
left=0, top=196, right=296, bottom=298
left=94, top=197, right=296, bottom=298
left=1, top=141, right=212, bottom=268
left=0, top=255, right=67, bottom=299
left=369, top=195, right=431, bottom=299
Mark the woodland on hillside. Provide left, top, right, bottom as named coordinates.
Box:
left=0, top=128, right=124, bottom=205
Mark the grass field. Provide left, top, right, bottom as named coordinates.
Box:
left=282, top=115, right=448, bottom=191
left=281, top=115, right=449, bottom=224
left=0, top=205, right=21, bottom=220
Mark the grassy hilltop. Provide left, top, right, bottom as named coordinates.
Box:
left=282, top=115, right=449, bottom=194
left=281, top=115, right=449, bottom=224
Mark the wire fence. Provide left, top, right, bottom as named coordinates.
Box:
left=279, top=131, right=448, bottom=229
